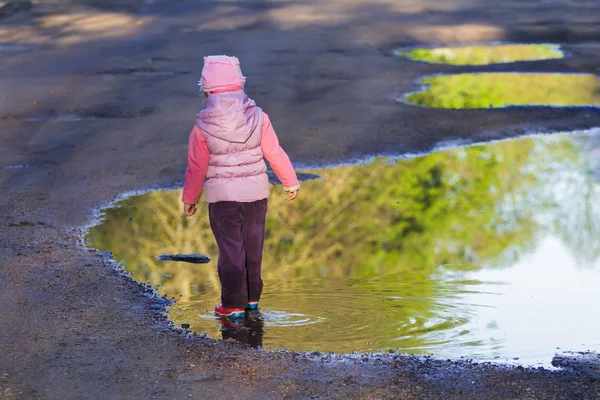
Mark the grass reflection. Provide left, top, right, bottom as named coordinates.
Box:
left=87, top=133, right=600, bottom=355
left=405, top=73, right=600, bottom=109
left=398, top=44, right=563, bottom=65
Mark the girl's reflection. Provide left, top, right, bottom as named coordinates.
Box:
left=218, top=311, right=264, bottom=348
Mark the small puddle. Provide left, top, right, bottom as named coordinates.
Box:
left=8, top=105, right=158, bottom=122
left=86, top=131, right=600, bottom=365
left=22, top=115, right=95, bottom=123
left=397, top=44, right=563, bottom=65
left=404, top=73, right=600, bottom=109
left=92, top=67, right=191, bottom=77
left=0, top=44, right=34, bottom=52
left=1, top=163, right=52, bottom=169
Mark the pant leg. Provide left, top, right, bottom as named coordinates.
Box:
left=242, top=199, right=268, bottom=303
left=209, top=201, right=248, bottom=309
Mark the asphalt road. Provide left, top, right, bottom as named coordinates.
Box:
left=1, top=0, right=600, bottom=398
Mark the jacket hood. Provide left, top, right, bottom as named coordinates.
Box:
left=196, top=91, right=261, bottom=144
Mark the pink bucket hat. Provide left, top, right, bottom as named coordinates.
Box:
left=198, top=55, right=246, bottom=93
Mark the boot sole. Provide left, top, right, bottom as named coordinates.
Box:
left=215, top=310, right=245, bottom=318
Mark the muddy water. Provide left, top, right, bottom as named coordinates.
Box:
left=405, top=73, right=600, bottom=109
left=397, top=44, right=563, bottom=65
left=87, top=132, right=600, bottom=365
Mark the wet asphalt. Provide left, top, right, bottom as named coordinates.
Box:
left=1, top=0, right=600, bottom=398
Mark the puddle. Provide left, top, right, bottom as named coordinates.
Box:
left=3, top=104, right=157, bottom=123
left=2, top=164, right=32, bottom=169
left=1, top=163, right=52, bottom=169
left=76, top=104, right=157, bottom=119
left=397, top=44, right=563, bottom=65
left=404, top=73, right=600, bottom=109
left=92, top=67, right=191, bottom=77
left=14, top=105, right=157, bottom=122
left=8, top=220, right=51, bottom=227
left=22, top=115, right=95, bottom=123
left=86, top=131, right=600, bottom=365
left=0, top=44, right=33, bottom=52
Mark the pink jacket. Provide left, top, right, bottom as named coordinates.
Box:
left=182, top=91, right=299, bottom=204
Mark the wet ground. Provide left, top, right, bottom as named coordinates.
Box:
left=3, top=0, right=600, bottom=399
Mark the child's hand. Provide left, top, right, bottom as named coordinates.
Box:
left=184, top=203, right=197, bottom=217
left=286, top=189, right=299, bottom=201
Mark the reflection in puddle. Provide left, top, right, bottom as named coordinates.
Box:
left=218, top=311, right=265, bottom=348
left=217, top=310, right=324, bottom=348
left=397, top=44, right=563, bottom=65
left=404, top=73, right=600, bottom=109
left=87, top=132, right=600, bottom=364
left=157, top=254, right=210, bottom=264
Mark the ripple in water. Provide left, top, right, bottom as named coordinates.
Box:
left=86, top=130, right=600, bottom=365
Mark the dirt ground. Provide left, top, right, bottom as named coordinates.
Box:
left=1, top=0, right=600, bottom=398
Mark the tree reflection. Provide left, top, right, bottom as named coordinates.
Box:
left=87, top=133, right=600, bottom=353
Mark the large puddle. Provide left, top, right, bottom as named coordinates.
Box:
left=397, top=44, right=563, bottom=65
left=404, top=73, right=600, bottom=109
left=86, top=131, right=600, bottom=365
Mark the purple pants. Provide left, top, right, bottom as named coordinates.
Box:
left=209, top=199, right=268, bottom=308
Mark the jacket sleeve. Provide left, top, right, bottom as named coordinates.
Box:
left=182, top=125, right=210, bottom=204
left=260, top=112, right=300, bottom=191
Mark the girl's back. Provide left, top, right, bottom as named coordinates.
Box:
left=182, top=55, right=300, bottom=319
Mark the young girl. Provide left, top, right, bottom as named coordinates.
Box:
left=182, top=55, right=300, bottom=319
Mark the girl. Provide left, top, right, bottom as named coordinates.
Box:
left=182, top=55, right=300, bottom=319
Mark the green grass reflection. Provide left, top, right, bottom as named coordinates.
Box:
left=405, top=73, right=600, bottom=109
left=86, top=133, right=600, bottom=355
left=398, top=44, right=563, bottom=65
